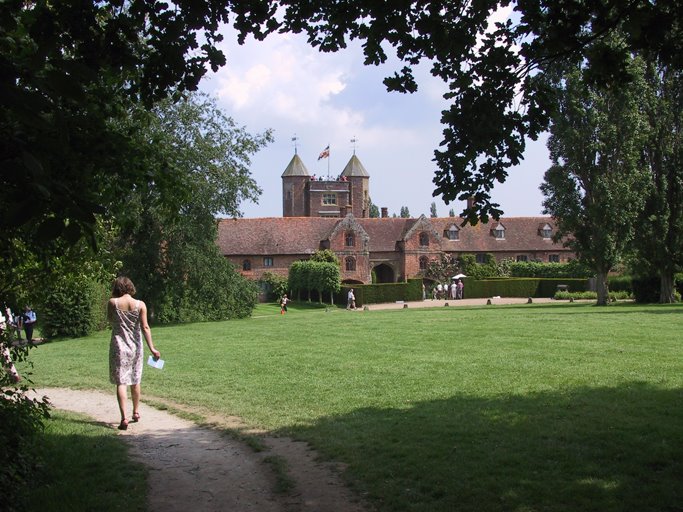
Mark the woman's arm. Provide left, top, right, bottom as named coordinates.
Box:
left=139, top=301, right=160, bottom=359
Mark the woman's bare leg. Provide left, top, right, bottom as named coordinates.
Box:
left=131, top=383, right=141, bottom=417
left=116, top=384, right=128, bottom=422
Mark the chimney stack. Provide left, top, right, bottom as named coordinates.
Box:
left=381, top=207, right=388, bottom=218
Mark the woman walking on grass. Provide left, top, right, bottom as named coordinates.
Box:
left=108, top=276, right=160, bottom=430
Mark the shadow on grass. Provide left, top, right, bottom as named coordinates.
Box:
left=279, top=382, right=682, bottom=512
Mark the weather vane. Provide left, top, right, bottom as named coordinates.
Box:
left=292, top=134, right=299, bottom=154
left=351, top=136, right=358, bottom=155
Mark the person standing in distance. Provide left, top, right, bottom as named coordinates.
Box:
left=22, top=305, right=36, bottom=342
left=108, top=276, right=160, bottom=430
left=347, top=288, right=356, bottom=310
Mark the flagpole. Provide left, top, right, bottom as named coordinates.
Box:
left=327, top=144, right=330, bottom=179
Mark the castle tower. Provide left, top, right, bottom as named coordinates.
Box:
left=340, top=154, right=370, bottom=218
left=282, top=153, right=310, bottom=217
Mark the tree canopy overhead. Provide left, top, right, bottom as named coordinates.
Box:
left=3, top=0, right=682, bottom=253
left=261, top=1, right=682, bottom=223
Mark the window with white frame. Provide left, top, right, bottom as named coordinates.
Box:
left=516, top=255, right=528, bottom=262
left=263, top=257, right=273, bottom=267
left=548, top=254, right=560, bottom=263
left=475, top=253, right=486, bottom=264
left=345, top=232, right=355, bottom=247
left=493, top=226, right=505, bottom=239
left=541, top=223, right=552, bottom=238
left=322, top=193, right=337, bottom=205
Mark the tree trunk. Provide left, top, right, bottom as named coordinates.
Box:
left=596, top=271, right=610, bottom=305
left=659, top=272, right=675, bottom=303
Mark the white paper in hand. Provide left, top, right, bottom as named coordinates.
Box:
left=147, top=355, right=165, bottom=369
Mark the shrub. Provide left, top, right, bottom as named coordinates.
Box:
left=260, top=272, right=288, bottom=302
left=0, top=334, right=50, bottom=512
left=466, top=278, right=588, bottom=298
left=337, top=279, right=422, bottom=305
left=608, top=275, right=632, bottom=293
left=509, top=259, right=593, bottom=278
left=40, top=275, right=108, bottom=339
left=631, top=276, right=660, bottom=304
left=554, top=290, right=632, bottom=300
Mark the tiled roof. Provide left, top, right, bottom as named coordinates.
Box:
left=217, top=216, right=566, bottom=256
left=217, top=217, right=337, bottom=255
left=357, top=218, right=416, bottom=251
left=281, top=154, right=310, bottom=177
left=433, top=217, right=563, bottom=252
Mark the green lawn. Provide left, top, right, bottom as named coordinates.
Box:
left=23, top=302, right=683, bottom=511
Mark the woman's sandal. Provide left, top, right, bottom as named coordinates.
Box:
left=131, top=412, right=140, bottom=423
left=118, top=419, right=128, bottom=431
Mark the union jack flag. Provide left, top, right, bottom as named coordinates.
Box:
left=318, top=145, right=330, bottom=160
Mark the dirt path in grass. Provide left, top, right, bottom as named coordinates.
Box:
left=34, top=388, right=369, bottom=512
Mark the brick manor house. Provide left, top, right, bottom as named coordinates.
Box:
left=217, top=152, right=573, bottom=284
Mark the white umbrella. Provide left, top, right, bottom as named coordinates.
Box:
left=452, top=273, right=467, bottom=279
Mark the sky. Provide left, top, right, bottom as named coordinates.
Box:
left=199, top=16, right=551, bottom=220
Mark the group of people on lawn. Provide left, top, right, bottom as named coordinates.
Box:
left=431, top=279, right=464, bottom=301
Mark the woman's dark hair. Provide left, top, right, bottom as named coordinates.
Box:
left=112, top=276, right=136, bottom=297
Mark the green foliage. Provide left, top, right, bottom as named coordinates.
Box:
left=632, top=276, right=661, bottom=304
left=309, top=249, right=340, bottom=264
left=259, top=272, right=289, bottom=302
left=288, top=260, right=340, bottom=304
left=114, top=93, right=268, bottom=323
left=466, top=278, right=588, bottom=299
left=554, top=290, right=632, bottom=301
left=429, top=202, right=438, bottom=217
left=399, top=206, right=411, bottom=218
left=542, top=45, right=652, bottom=304
left=458, top=254, right=508, bottom=279
left=425, top=254, right=461, bottom=283
left=368, top=197, right=380, bottom=218
left=339, top=279, right=422, bottom=305
left=40, top=276, right=109, bottom=339
left=608, top=275, right=633, bottom=293
left=509, top=260, right=593, bottom=278
left=630, top=62, right=683, bottom=303
left=0, top=339, right=50, bottom=512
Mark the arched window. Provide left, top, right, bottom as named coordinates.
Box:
left=345, top=232, right=355, bottom=247
left=419, top=232, right=429, bottom=246
left=345, top=257, right=356, bottom=271
left=242, top=259, right=251, bottom=271
left=419, top=256, right=429, bottom=270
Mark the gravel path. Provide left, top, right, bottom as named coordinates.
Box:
left=35, top=388, right=368, bottom=512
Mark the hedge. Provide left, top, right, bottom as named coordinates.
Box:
left=464, top=278, right=589, bottom=299
left=337, top=279, right=423, bottom=305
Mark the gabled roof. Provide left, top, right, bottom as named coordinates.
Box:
left=340, top=154, right=369, bottom=177
left=281, top=154, right=310, bottom=177
left=217, top=217, right=337, bottom=255
left=329, top=214, right=370, bottom=246
left=404, top=214, right=443, bottom=244
left=357, top=217, right=417, bottom=251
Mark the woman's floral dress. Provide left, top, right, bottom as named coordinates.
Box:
left=109, top=299, right=143, bottom=385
